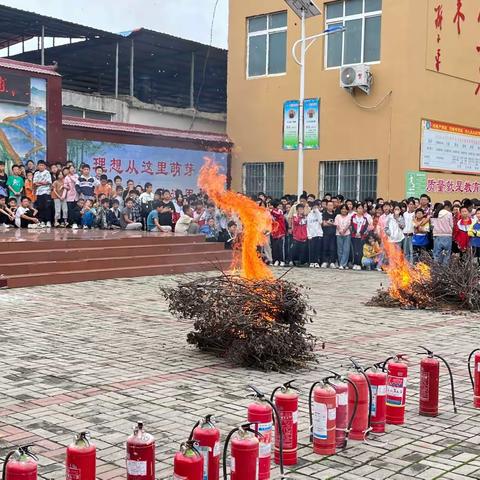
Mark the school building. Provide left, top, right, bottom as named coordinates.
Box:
left=227, top=0, right=480, bottom=200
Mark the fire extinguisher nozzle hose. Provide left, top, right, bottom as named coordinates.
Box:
left=343, top=378, right=359, bottom=448
left=434, top=354, right=458, bottom=414
left=467, top=349, right=480, bottom=390
left=308, top=382, right=322, bottom=442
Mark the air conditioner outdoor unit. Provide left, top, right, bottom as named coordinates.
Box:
left=340, top=64, right=372, bottom=95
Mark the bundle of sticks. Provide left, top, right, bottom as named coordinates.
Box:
left=368, top=252, right=480, bottom=311
left=162, top=274, right=317, bottom=371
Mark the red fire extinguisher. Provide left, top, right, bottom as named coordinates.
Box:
left=468, top=348, right=480, bottom=408
left=126, top=422, right=155, bottom=480
left=322, top=371, right=359, bottom=449
left=247, top=385, right=279, bottom=480
left=366, top=364, right=387, bottom=433
left=174, top=440, right=204, bottom=480
left=308, top=379, right=337, bottom=455
left=384, top=354, right=408, bottom=425
left=418, top=346, right=457, bottom=417
left=270, top=380, right=298, bottom=466
left=190, top=415, right=220, bottom=480
left=2, top=446, right=37, bottom=480
left=222, top=423, right=262, bottom=480
left=66, top=432, right=96, bottom=480
left=347, top=358, right=371, bottom=441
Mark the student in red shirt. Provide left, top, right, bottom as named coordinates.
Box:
left=453, top=206, right=473, bottom=253
left=270, top=200, right=287, bottom=266
left=291, top=203, right=308, bottom=266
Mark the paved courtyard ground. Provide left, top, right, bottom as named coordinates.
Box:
left=1, top=269, right=480, bottom=479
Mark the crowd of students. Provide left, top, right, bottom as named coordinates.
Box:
left=1, top=159, right=479, bottom=268
left=0, top=160, right=238, bottom=244
left=261, top=192, right=480, bottom=270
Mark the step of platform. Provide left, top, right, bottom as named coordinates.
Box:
left=0, top=231, right=231, bottom=288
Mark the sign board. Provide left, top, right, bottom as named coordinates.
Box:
left=303, top=98, right=320, bottom=150
left=0, top=70, right=31, bottom=105
left=282, top=100, right=299, bottom=150
left=66, top=139, right=228, bottom=195
left=420, top=119, right=480, bottom=175
left=405, top=171, right=427, bottom=197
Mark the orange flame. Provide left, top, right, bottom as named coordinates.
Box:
left=381, top=233, right=431, bottom=304
left=198, top=157, right=273, bottom=281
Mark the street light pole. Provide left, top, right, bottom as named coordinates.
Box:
left=285, top=0, right=344, bottom=198
left=297, top=9, right=306, bottom=199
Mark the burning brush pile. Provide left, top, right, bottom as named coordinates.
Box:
left=162, top=275, right=316, bottom=371
left=369, top=237, right=480, bottom=311
left=162, top=158, right=317, bottom=371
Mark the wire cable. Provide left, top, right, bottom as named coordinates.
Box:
left=352, top=90, right=392, bottom=110
left=189, top=0, right=222, bottom=130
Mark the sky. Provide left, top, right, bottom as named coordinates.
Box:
left=1, top=0, right=229, bottom=48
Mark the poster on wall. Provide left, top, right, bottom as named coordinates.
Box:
left=282, top=100, right=299, bottom=150
left=405, top=171, right=427, bottom=197
left=420, top=119, right=480, bottom=175
left=0, top=77, right=47, bottom=173
left=66, top=139, right=228, bottom=195
left=303, top=98, right=320, bottom=150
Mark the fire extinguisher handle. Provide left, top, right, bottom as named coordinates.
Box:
left=417, top=346, right=433, bottom=356
left=19, top=445, right=38, bottom=461
left=247, top=384, right=265, bottom=399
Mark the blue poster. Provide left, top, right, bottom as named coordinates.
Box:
left=303, top=98, right=320, bottom=150
left=67, top=139, right=228, bottom=195
left=283, top=100, right=300, bottom=150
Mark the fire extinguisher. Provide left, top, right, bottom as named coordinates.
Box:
left=222, top=423, right=262, bottom=480
left=270, top=380, right=298, bottom=466
left=418, top=346, right=457, bottom=417
left=383, top=354, right=409, bottom=425
left=468, top=348, right=480, bottom=408
left=66, top=431, right=96, bottom=480
left=366, top=363, right=387, bottom=434
left=173, top=440, right=203, bottom=480
left=190, top=415, right=220, bottom=480
left=308, top=378, right=337, bottom=455
left=321, top=370, right=359, bottom=449
left=126, top=422, right=155, bottom=480
left=2, top=445, right=37, bottom=480
left=247, top=385, right=284, bottom=480
left=347, top=358, right=372, bottom=441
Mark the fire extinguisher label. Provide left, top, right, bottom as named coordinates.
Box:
left=258, top=422, right=272, bottom=457
left=280, top=411, right=294, bottom=446
left=127, top=460, right=147, bottom=476
left=213, top=441, right=221, bottom=457
left=337, top=392, right=348, bottom=406
left=198, top=446, right=209, bottom=480
left=477, top=362, right=480, bottom=373
left=386, top=376, right=406, bottom=406
left=292, top=410, right=298, bottom=424
left=327, top=408, right=336, bottom=421
left=420, top=371, right=430, bottom=401
left=66, top=466, right=81, bottom=480
left=371, top=386, right=378, bottom=416
left=312, top=401, right=327, bottom=440
left=377, top=385, right=387, bottom=396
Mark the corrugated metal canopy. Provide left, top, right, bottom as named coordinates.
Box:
left=6, top=20, right=227, bottom=113
left=0, top=4, right=118, bottom=50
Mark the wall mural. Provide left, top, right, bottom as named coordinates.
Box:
left=0, top=77, right=47, bottom=172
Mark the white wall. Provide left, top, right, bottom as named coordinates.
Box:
left=62, top=90, right=226, bottom=133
